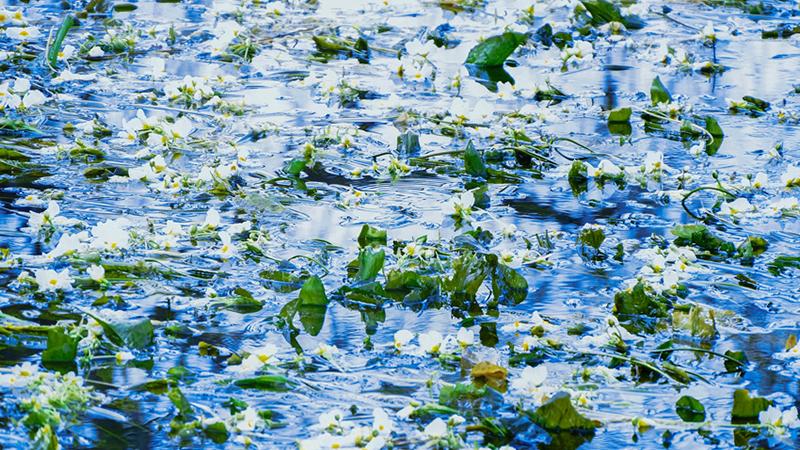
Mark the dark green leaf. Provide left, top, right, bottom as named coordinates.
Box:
left=464, top=141, right=488, bottom=179
left=528, top=392, right=598, bottom=431
left=357, top=224, right=387, bottom=248
left=676, top=395, right=706, bottom=422
left=233, top=374, right=293, bottom=391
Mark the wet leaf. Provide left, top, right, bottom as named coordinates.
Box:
left=354, top=247, right=385, bottom=282
left=614, top=281, right=670, bottom=318
left=42, top=326, right=78, bottom=363
left=528, top=392, right=598, bottom=431
left=85, top=310, right=154, bottom=350
left=280, top=276, right=329, bottom=336
left=650, top=76, right=672, bottom=105
left=465, top=32, right=527, bottom=67
left=463, top=141, right=488, bottom=179
left=233, top=374, right=293, bottom=391
left=471, top=361, right=508, bottom=392
left=439, top=382, right=487, bottom=406
left=676, top=395, right=706, bottom=422
left=357, top=224, right=387, bottom=248
left=731, top=389, right=771, bottom=422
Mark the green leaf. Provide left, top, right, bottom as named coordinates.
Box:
left=463, top=141, right=488, bottom=179
left=724, top=350, right=747, bottom=373
left=439, top=382, right=487, bottom=406
left=396, top=132, right=421, bottom=155
left=42, top=327, right=78, bottom=363
left=767, top=255, right=800, bottom=276
left=357, top=224, right=387, bottom=248
left=355, top=247, right=385, bottom=282
left=607, top=107, right=632, bottom=123
left=84, top=310, right=154, bottom=349
left=613, top=281, right=670, bottom=317
left=211, top=287, right=263, bottom=313
left=491, top=262, right=528, bottom=305
left=676, top=395, right=706, bottom=422
left=671, top=224, right=735, bottom=256
left=465, top=32, right=527, bottom=67
left=580, top=0, right=645, bottom=29
left=233, top=374, right=293, bottom=391
left=528, top=392, right=598, bottom=431
left=280, top=276, right=329, bottom=336
left=567, top=160, right=588, bottom=195
left=650, top=76, right=672, bottom=105
left=168, top=387, right=194, bottom=418
left=731, top=389, right=771, bottom=423
left=202, top=422, right=229, bottom=444
left=47, top=15, right=75, bottom=68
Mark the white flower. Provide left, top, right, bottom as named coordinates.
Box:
left=203, top=208, right=221, bottom=229
left=115, top=351, right=134, bottom=363
left=643, top=151, right=666, bottom=173
left=447, top=191, right=475, bottom=220
left=236, top=407, right=262, bottom=432
left=759, top=405, right=800, bottom=433
left=719, top=198, right=754, bottom=216
left=423, top=418, right=448, bottom=439
left=218, top=231, right=237, bottom=259
left=781, top=165, right=800, bottom=187
left=34, top=268, right=73, bottom=292
left=88, top=46, right=105, bottom=58
left=418, top=330, right=443, bottom=354
left=11, top=362, right=39, bottom=379
left=46, top=232, right=89, bottom=259
left=372, top=407, right=393, bottom=435
left=393, top=329, right=414, bottom=351
left=314, top=343, right=338, bottom=360
left=6, top=26, right=40, bottom=40
left=501, top=222, right=517, bottom=238
left=511, top=365, right=548, bottom=398
left=318, top=408, right=346, bottom=430
left=448, top=414, right=465, bottom=426
left=90, top=218, right=131, bottom=251
left=456, top=327, right=474, bottom=347
left=751, top=172, right=769, bottom=189
left=87, top=264, right=105, bottom=281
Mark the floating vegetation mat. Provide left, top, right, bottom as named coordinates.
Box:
left=2, top=0, right=800, bottom=448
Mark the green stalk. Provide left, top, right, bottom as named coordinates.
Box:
left=47, top=14, right=75, bottom=68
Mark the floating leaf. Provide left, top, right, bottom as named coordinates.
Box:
left=607, top=107, right=632, bottom=123
left=676, top=395, right=706, bottom=422
left=233, top=374, right=293, bottom=391
left=439, top=382, right=487, bottom=406
left=465, top=32, right=527, bottom=67
left=731, top=389, right=771, bottom=423
left=84, top=310, right=154, bottom=350
left=528, top=392, right=598, bottom=431
left=614, top=281, right=670, bottom=318
left=471, top=361, right=508, bottom=392
left=42, top=326, right=78, bottom=363
left=280, top=276, right=329, bottom=336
